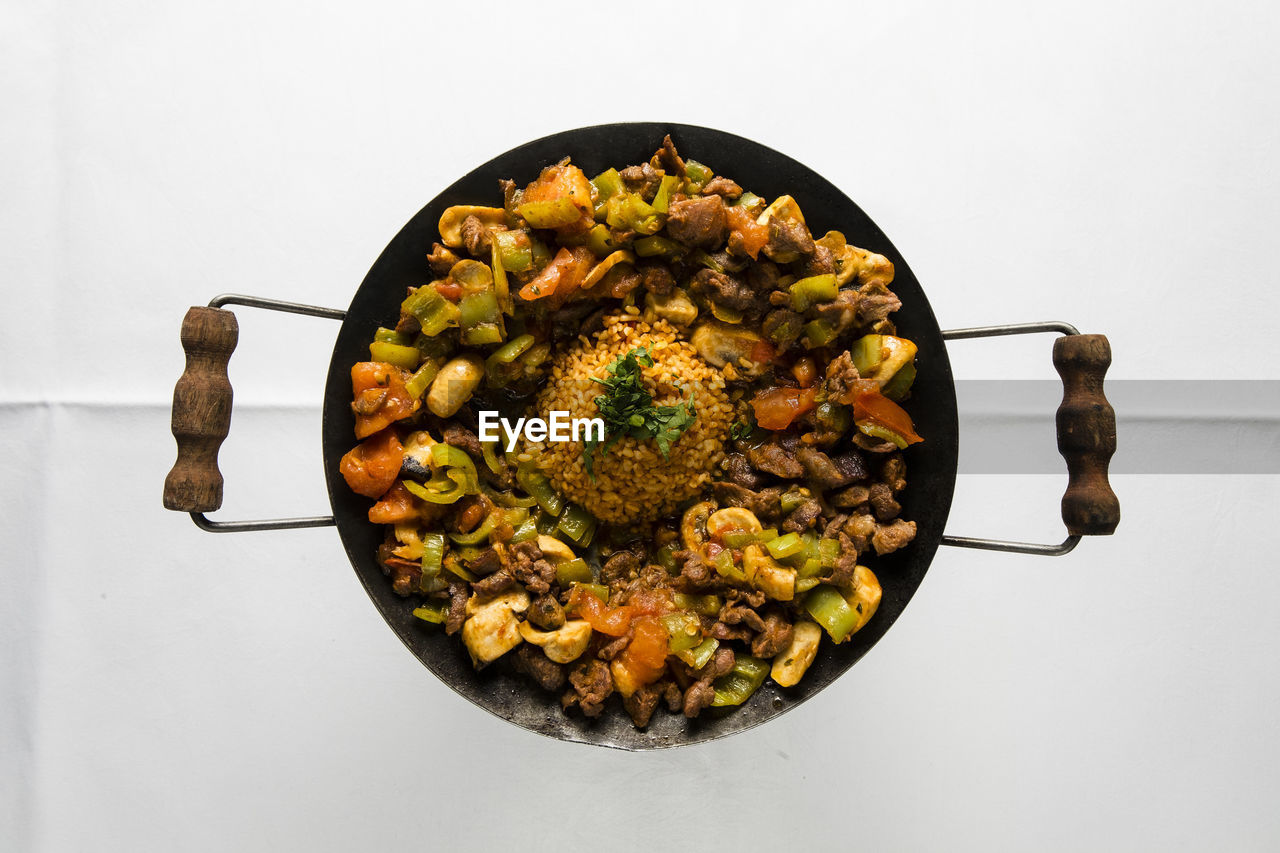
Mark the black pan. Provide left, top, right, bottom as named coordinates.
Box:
left=163, top=123, right=1119, bottom=750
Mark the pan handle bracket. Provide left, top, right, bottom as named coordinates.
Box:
left=938, top=321, right=1118, bottom=556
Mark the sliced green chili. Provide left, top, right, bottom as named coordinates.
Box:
left=711, top=655, right=769, bottom=707
left=662, top=611, right=702, bottom=653
left=789, top=274, right=839, bottom=312
left=411, top=602, right=447, bottom=624
left=804, top=585, right=860, bottom=643
left=517, top=464, right=564, bottom=517
left=650, top=175, right=681, bottom=214
left=421, top=532, right=445, bottom=578
left=401, top=286, right=460, bottom=337
left=555, top=557, right=593, bottom=587
left=374, top=327, right=411, bottom=345
left=368, top=340, right=421, bottom=370
left=802, top=319, right=838, bottom=349
left=556, top=503, right=596, bottom=546
left=882, top=361, right=917, bottom=401
left=765, top=532, right=805, bottom=560
left=404, top=359, right=440, bottom=399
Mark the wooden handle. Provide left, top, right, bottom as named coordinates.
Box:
left=1053, top=334, right=1120, bottom=536
left=163, top=307, right=239, bottom=512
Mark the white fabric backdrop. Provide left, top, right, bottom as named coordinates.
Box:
left=3, top=0, right=1278, bottom=849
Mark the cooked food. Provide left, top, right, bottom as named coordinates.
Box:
left=339, top=136, right=923, bottom=727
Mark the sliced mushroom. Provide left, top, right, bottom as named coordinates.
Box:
left=426, top=355, right=484, bottom=418
left=848, top=565, right=881, bottom=634
left=392, top=522, right=426, bottom=560
left=582, top=250, right=636, bottom=291
left=400, top=430, right=438, bottom=481
left=681, top=501, right=715, bottom=551
left=771, top=621, right=822, bottom=687
left=690, top=322, right=767, bottom=375
left=861, top=335, right=918, bottom=387
left=518, top=619, right=592, bottom=664
left=706, top=507, right=762, bottom=540
left=449, top=259, right=494, bottom=294
left=461, top=589, right=529, bottom=667
left=535, top=534, right=577, bottom=564
left=643, top=288, right=698, bottom=327
left=742, top=544, right=797, bottom=602
left=438, top=206, right=506, bottom=249
left=756, top=194, right=806, bottom=227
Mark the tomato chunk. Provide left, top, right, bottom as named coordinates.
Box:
left=339, top=428, right=404, bottom=498
left=852, top=389, right=923, bottom=444
left=351, top=362, right=417, bottom=439
left=368, top=480, right=418, bottom=523
left=725, top=205, right=768, bottom=259
left=750, top=386, right=817, bottom=431
left=518, top=246, right=595, bottom=302
left=569, top=586, right=634, bottom=637
left=613, top=617, right=669, bottom=690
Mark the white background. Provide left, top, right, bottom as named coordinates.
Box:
left=4, top=0, right=1279, bottom=850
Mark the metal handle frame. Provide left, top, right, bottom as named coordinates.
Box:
left=938, top=321, right=1083, bottom=556
left=186, top=294, right=345, bottom=532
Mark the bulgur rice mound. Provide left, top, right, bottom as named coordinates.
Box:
left=522, top=313, right=734, bottom=524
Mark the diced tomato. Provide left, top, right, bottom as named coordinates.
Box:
left=749, top=339, right=776, bottom=365
left=725, top=206, right=769, bottom=259
left=750, top=386, right=817, bottom=431
left=569, top=586, right=634, bottom=637
left=853, top=389, right=923, bottom=445
left=518, top=246, right=595, bottom=302
left=433, top=280, right=462, bottom=302
left=613, top=617, right=669, bottom=690
left=339, top=428, right=404, bottom=498
left=350, top=362, right=417, bottom=439
left=521, top=163, right=594, bottom=236
left=367, top=480, right=418, bottom=523
left=792, top=356, right=817, bottom=388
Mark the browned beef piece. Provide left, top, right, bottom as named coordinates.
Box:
left=513, top=557, right=556, bottom=596
left=427, top=242, right=460, bottom=276
left=783, top=498, right=823, bottom=533
left=701, top=175, right=742, bottom=199
left=745, top=441, right=804, bottom=479
left=499, top=178, right=518, bottom=213
left=624, top=684, right=664, bottom=728
left=762, top=308, right=803, bottom=347
left=722, top=453, right=766, bottom=490
left=653, top=134, right=686, bottom=177
left=824, top=533, right=858, bottom=589
left=812, top=289, right=860, bottom=336
left=601, top=547, right=645, bottom=585
left=441, top=423, right=483, bottom=457
left=843, top=513, right=877, bottom=553
left=639, top=261, right=676, bottom=295
left=710, top=621, right=753, bottom=642
left=832, top=484, right=871, bottom=509
left=821, top=513, right=848, bottom=539
left=683, top=680, right=716, bottom=717
left=394, top=312, right=421, bottom=337
left=564, top=659, right=613, bottom=717
left=691, top=267, right=757, bottom=312
left=471, top=570, right=516, bottom=597
left=873, top=519, right=917, bottom=555
left=856, top=281, right=902, bottom=325
left=823, top=351, right=862, bottom=404
left=514, top=644, right=566, bottom=691
left=851, top=431, right=899, bottom=453
left=711, top=482, right=782, bottom=520
left=666, top=195, right=727, bottom=247
left=882, top=455, right=907, bottom=492
left=725, top=587, right=767, bottom=608
left=767, top=291, right=791, bottom=307
left=764, top=217, right=814, bottom=261
left=598, top=631, right=632, bottom=661
left=802, top=244, right=836, bottom=276
left=719, top=602, right=766, bottom=632
left=672, top=549, right=717, bottom=592
left=445, top=581, right=469, bottom=635
left=463, top=547, right=503, bottom=578
left=619, top=162, right=661, bottom=199
left=663, top=681, right=684, bottom=713
left=751, top=611, right=795, bottom=658
left=747, top=260, right=782, bottom=294
left=869, top=482, right=901, bottom=521
left=796, top=448, right=851, bottom=490
left=379, top=554, right=421, bottom=596
left=527, top=593, right=566, bottom=630
left=507, top=540, right=543, bottom=569
left=460, top=215, right=494, bottom=258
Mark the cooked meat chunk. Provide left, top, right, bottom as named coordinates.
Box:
left=463, top=546, right=503, bottom=578
left=823, top=351, right=862, bottom=405
left=882, top=454, right=907, bottom=492
left=868, top=482, right=901, bottom=521
left=673, top=549, right=717, bottom=592
left=639, top=262, right=676, bottom=295
left=690, top=268, right=757, bottom=312
left=751, top=611, right=794, bottom=658
left=564, top=658, right=613, bottom=718
left=527, top=593, right=566, bottom=630
left=745, top=441, right=804, bottom=479
left=653, top=134, right=686, bottom=177
left=851, top=431, right=900, bottom=453
left=710, top=621, right=753, bottom=642
left=701, top=176, right=743, bottom=199
left=498, top=178, right=518, bottom=213
left=597, top=631, right=632, bottom=661
left=764, top=217, right=814, bottom=261
left=856, top=280, right=902, bottom=325
left=843, top=513, right=878, bottom=552
left=683, top=680, right=716, bottom=718
left=812, top=288, right=861, bottom=336
left=427, top=242, right=460, bottom=276
left=762, top=308, right=803, bottom=347
left=719, top=602, right=766, bottom=632
left=796, top=448, right=852, bottom=490
left=379, top=554, right=421, bottom=596
left=624, top=684, right=664, bottom=728
left=747, top=260, right=781, bottom=294
left=471, top=569, right=516, bottom=597
left=663, top=681, right=684, bottom=713
left=460, top=214, right=494, bottom=258
left=711, top=482, right=782, bottom=520
left=783, top=498, right=823, bottom=533
left=514, top=644, right=566, bottom=691
left=722, top=453, right=766, bottom=490
left=601, top=547, right=644, bottom=585
left=831, top=484, right=871, bottom=509
left=445, top=582, right=468, bottom=635
left=619, top=162, right=661, bottom=199
left=441, top=423, right=483, bottom=457
left=824, top=534, right=859, bottom=589
left=666, top=195, right=727, bottom=247
left=394, top=312, right=420, bottom=337
left=506, top=540, right=556, bottom=595
left=801, top=244, right=836, bottom=276
left=872, top=519, right=917, bottom=555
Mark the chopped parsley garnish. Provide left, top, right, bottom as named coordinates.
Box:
left=583, top=346, right=698, bottom=478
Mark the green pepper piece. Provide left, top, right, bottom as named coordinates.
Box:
left=655, top=543, right=679, bottom=572
left=485, top=333, right=536, bottom=385
left=479, top=440, right=503, bottom=475
left=672, top=593, right=723, bottom=618
left=851, top=334, right=884, bottom=374
left=789, top=274, right=839, bottom=312
left=403, top=475, right=464, bottom=505
left=586, top=223, right=621, bottom=258
left=492, top=229, right=533, bottom=272
left=804, top=585, right=860, bottom=643
left=490, top=245, right=513, bottom=317
left=590, top=168, right=624, bottom=217
left=684, top=159, right=713, bottom=188
left=555, top=557, right=594, bottom=587
left=713, top=548, right=745, bottom=581
left=430, top=443, right=479, bottom=486
left=856, top=422, right=910, bottom=449
left=882, top=361, right=917, bottom=402
left=411, top=602, right=447, bottom=624
left=814, top=401, right=851, bottom=436
left=509, top=517, right=539, bottom=544
left=404, top=359, right=440, bottom=400
left=818, top=538, right=841, bottom=568
left=414, top=330, right=455, bottom=360
left=795, top=577, right=821, bottom=594
left=734, top=191, right=765, bottom=215
left=517, top=464, right=564, bottom=517
left=442, top=556, right=477, bottom=582
left=802, top=319, right=838, bottom=349
left=711, top=655, right=769, bottom=707
left=517, top=197, right=582, bottom=229
left=633, top=235, right=685, bottom=258
left=722, top=531, right=757, bottom=549
left=605, top=193, right=662, bottom=235
left=765, top=532, right=805, bottom=559
left=573, top=582, right=609, bottom=603
left=368, top=341, right=421, bottom=370
left=662, top=611, right=702, bottom=653
left=420, top=532, right=446, bottom=579
left=534, top=510, right=560, bottom=535
left=401, top=286, right=460, bottom=337
left=374, top=327, right=411, bottom=345
left=480, top=483, right=538, bottom=509
left=650, top=175, right=681, bottom=214
left=459, top=290, right=505, bottom=346
left=556, top=503, right=596, bottom=546
left=778, top=490, right=807, bottom=515
left=677, top=637, right=719, bottom=670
